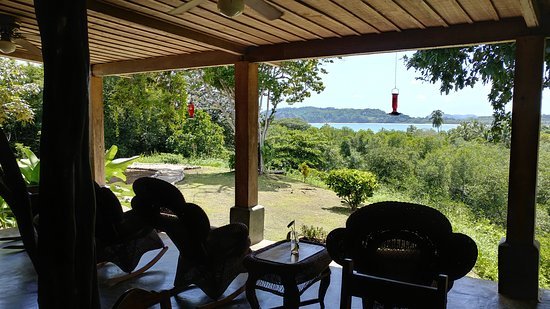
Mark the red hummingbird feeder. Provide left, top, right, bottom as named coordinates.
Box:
left=389, top=88, right=401, bottom=116
left=187, top=101, right=195, bottom=118
left=388, top=53, right=402, bottom=116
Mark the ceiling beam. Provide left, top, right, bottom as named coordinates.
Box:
left=92, top=50, right=242, bottom=76
left=86, top=0, right=246, bottom=55
left=1, top=50, right=42, bottom=63
left=520, top=0, right=541, bottom=27
left=245, top=18, right=550, bottom=62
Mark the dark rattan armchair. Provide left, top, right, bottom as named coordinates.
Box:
left=326, top=201, right=477, bottom=307
left=131, top=177, right=251, bottom=304
left=94, top=183, right=168, bottom=285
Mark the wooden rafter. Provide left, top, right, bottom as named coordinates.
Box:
left=86, top=0, right=247, bottom=55
left=246, top=17, right=549, bottom=62
left=520, top=0, right=541, bottom=27
left=92, top=50, right=242, bottom=76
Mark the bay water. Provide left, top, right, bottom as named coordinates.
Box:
left=309, top=123, right=459, bottom=132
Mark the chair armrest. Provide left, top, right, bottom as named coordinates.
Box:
left=326, top=227, right=348, bottom=266
left=440, top=232, right=478, bottom=280
left=206, top=223, right=250, bottom=259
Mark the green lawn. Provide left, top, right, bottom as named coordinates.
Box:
left=112, top=164, right=550, bottom=288
left=176, top=166, right=350, bottom=241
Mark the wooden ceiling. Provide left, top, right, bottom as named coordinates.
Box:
left=1, top=0, right=548, bottom=75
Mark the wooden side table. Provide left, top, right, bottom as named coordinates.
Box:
left=243, top=240, right=332, bottom=309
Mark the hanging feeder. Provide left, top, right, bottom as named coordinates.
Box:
left=187, top=101, right=195, bottom=118
left=388, top=53, right=402, bottom=116
left=389, top=88, right=401, bottom=115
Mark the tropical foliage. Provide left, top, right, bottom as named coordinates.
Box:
left=0, top=58, right=43, bottom=152
left=430, top=110, right=444, bottom=132
left=402, top=43, right=550, bottom=142
left=201, top=60, right=331, bottom=172
left=325, top=169, right=378, bottom=211
left=104, top=145, right=140, bottom=183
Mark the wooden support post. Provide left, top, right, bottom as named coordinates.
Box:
left=230, top=61, right=264, bottom=245
left=89, top=75, right=105, bottom=186
left=498, top=35, right=544, bottom=301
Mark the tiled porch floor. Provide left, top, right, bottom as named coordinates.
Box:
left=1, top=233, right=549, bottom=308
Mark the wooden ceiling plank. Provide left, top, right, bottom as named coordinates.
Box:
left=454, top=0, right=475, bottom=23
left=519, top=0, right=541, bottom=27
left=87, top=15, right=209, bottom=51
left=418, top=0, right=449, bottom=26
left=366, top=0, right=424, bottom=30
left=92, top=50, right=242, bottom=76
left=270, top=0, right=354, bottom=37
left=88, top=43, right=154, bottom=60
left=86, top=0, right=246, bottom=55
left=154, top=0, right=307, bottom=42
left=491, top=0, right=523, bottom=18
left=458, top=0, right=500, bottom=21
left=424, top=0, right=473, bottom=24
left=246, top=17, right=548, bottom=62
left=334, top=0, right=400, bottom=32
left=159, top=0, right=324, bottom=40
left=123, top=0, right=279, bottom=45
left=391, top=0, right=429, bottom=28
left=88, top=34, right=169, bottom=57
left=269, top=0, right=340, bottom=38
left=293, top=0, right=359, bottom=35
left=87, top=25, right=194, bottom=54
left=299, top=0, right=379, bottom=34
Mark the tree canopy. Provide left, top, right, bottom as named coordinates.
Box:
left=430, top=110, right=444, bottom=132
left=0, top=58, right=43, bottom=151
left=404, top=43, right=549, bottom=142
left=201, top=59, right=331, bottom=172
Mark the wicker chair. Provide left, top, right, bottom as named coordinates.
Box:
left=94, top=183, right=168, bottom=285
left=131, top=177, right=251, bottom=303
left=326, top=201, right=477, bottom=308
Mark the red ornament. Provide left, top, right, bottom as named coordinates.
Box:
left=389, top=88, right=401, bottom=116
left=187, top=102, right=195, bottom=118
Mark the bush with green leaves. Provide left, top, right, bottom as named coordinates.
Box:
left=298, top=162, right=310, bottom=182
left=0, top=197, right=16, bottom=229
left=300, top=224, right=328, bottom=244
left=167, top=110, right=226, bottom=158
left=325, top=169, right=378, bottom=211
left=104, top=145, right=140, bottom=183
left=17, top=146, right=40, bottom=185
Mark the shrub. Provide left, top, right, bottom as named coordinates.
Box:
left=300, top=225, right=328, bottom=244
left=325, top=169, right=378, bottom=211
left=0, top=197, right=16, bottom=229
left=298, top=162, right=310, bottom=182
left=104, top=145, right=140, bottom=183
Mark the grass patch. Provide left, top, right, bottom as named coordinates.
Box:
left=139, top=153, right=228, bottom=168
left=115, top=163, right=549, bottom=288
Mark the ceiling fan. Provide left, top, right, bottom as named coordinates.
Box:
left=169, top=0, right=283, bottom=20
left=0, top=14, right=41, bottom=56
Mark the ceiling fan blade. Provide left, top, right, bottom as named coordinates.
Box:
left=13, top=38, right=41, bottom=56
left=169, top=0, right=207, bottom=15
left=244, top=0, right=282, bottom=20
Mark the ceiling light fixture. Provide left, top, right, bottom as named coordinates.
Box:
left=0, top=39, right=16, bottom=53
left=217, top=0, right=244, bottom=18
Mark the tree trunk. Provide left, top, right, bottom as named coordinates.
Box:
left=34, top=0, right=99, bottom=307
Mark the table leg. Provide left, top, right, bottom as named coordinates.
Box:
left=318, top=267, right=331, bottom=309
left=245, top=274, right=260, bottom=309
left=282, top=276, right=300, bottom=309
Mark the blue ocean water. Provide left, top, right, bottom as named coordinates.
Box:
left=309, top=123, right=459, bottom=132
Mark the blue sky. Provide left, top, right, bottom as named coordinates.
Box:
left=279, top=52, right=550, bottom=118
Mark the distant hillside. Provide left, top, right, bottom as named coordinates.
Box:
left=275, top=107, right=469, bottom=124
left=274, top=106, right=550, bottom=125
